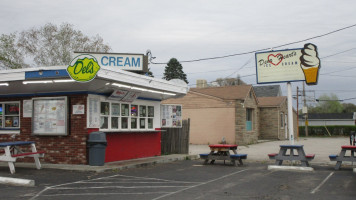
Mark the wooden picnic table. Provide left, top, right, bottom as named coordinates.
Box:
left=268, top=145, right=315, bottom=167
left=0, top=141, right=45, bottom=174
left=329, top=145, right=356, bottom=170
left=200, top=144, right=247, bottom=166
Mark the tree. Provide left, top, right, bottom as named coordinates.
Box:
left=0, top=33, right=28, bottom=69
left=213, top=75, right=246, bottom=87
left=163, top=58, right=188, bottom=84
left=0, top=22, right=111, bottom=68
left=308, top=93, right=343, bottom=113
left=342, top=103, right=356, bottom=113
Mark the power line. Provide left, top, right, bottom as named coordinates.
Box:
left=187, top=56, right=254, bottom=86
left=221, top=56, right=254, bottom=79
left=150, top=23, right=356, bottom=65
left=313, top=89, right=356, bottom=92
left=343, top=97, right=356, bottom=101
left=321, top=66, right=356, bottom=75
left=320, top=47, right=356, bottom=59
left=322, top=74, right=356, bottom=78
left=187, top=73, right=255, bottom=87
left=159, top=45, right=356, bottom=78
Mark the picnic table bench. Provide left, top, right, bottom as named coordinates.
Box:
left=0, top=141, right=45, bottom=174
left=329, top=145, right=356, bottom=170
left=200, top=144, right=247, bottom=166
left=268, top=145, right=315, bottom=167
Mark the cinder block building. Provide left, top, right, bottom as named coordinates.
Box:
left=163, top=85, right=297, bottom=145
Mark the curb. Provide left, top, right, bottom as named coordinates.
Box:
left=39, top=154, right=200, bottom=173
left=0, top=177, right=35, bottom=187
left=95, top=154, right=199, bottom=173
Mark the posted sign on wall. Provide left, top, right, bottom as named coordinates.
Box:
left=255, top=43, right=321, bottom=85
left=161, top=105, right=182, bottom=128
left=73, top=52, right=148, bottom=72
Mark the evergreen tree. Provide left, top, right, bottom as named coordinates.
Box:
left=163, top=58, right=188, bottom=84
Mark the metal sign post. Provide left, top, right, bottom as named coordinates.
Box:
left=255, top=43, right=320, bottom=145
left=287, top=82, right=294, bottom=144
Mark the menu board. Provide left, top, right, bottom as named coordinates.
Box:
left=23, top=100, right=33, bottom=118
left=161, top=104, right=182, bottom=128
left=32, top=97, right=67, bottom=135
left=87, top=95, right=100, bottom=128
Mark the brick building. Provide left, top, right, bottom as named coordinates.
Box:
left=162, top=85, right=297, bottom=145
left=0, top=66, right=188, bottom=164
left=258, top=96, right=288, bottom=140
left=163, top=85, right=259, bottom=145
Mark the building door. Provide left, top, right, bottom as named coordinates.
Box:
left=285, top=114, right=288, bottom=139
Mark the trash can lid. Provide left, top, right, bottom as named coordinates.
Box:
left=88, top=131, right=107, bottom=143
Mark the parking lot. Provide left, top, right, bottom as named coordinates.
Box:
left=1, top=160, right=356, bottom=200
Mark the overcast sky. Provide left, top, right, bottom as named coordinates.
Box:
left=1, top=0, right=356, bottom=105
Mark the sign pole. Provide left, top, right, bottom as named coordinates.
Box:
left=287, top=82, right=294, bottom=144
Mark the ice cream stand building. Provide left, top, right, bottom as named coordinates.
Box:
left=0, top=52, right=189, bottom=164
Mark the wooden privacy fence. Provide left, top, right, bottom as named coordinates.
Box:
left=161, top=119, right=190, bottom=154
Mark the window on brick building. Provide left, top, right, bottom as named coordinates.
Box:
left=280, top=112, right=284, bottom=128
left=100, top=102, right=110, bottom=129
left=99, top=101, right=155, bottom=131
left=0, top=102, right=20, bottom=129
left=246, top=108, right=253, bottom=131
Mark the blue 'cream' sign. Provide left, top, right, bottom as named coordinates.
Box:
left=74, top=52, right=146, bottom=72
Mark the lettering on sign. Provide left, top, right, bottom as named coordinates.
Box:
left=255, top=43, right=320, bottom=85
left=67, top=54, right=101, bottom=82
left=101, top=56, right=141, bottom=67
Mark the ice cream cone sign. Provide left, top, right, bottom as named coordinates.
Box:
left=300, top=43, right=321, bottom=85
left=255, top=44, right=321, bottom=85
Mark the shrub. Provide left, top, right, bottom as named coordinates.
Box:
left=299, top=126, right=356, bottom=136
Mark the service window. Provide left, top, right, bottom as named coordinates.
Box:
left=121, top=104, right=129, bottom=129
left=139, top=105, right=146, bottom=129
left=94, top=100, right=157, bottom=131
left=0, top=102, right=20, bottom=129
left=131, top=105, right=138, bottom=129
left=148, top=106, right=154, bottom=129
left=111, top=103, right=120, bottom=129
left=100, top=102, right=110, bottom=129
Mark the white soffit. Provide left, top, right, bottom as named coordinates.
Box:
left=98, top=66, right=188, bottom=94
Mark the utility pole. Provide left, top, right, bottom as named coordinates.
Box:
left=303, top=82, right=308, bottom=137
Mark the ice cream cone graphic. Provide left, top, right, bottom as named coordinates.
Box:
left=300, top=43, right=321, bottom=85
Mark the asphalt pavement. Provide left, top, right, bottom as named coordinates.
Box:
left=1, top=137, right=356, bottom=200
left=190, top=137, right=351, bottom=165
left=1, top=160, right=356, bottom=200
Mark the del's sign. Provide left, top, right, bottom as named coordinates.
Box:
left=74, top=52, right=148, bottom=72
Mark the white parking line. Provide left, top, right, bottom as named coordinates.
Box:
left=50, top=185, right=190, bottom=189
left=40, top=192, right=171, bottom=197
left=152, top=169, right=248, bottom=200
left=311, top=172, right=334, bottom=194
left=30, top=173, right=202, bottom=199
